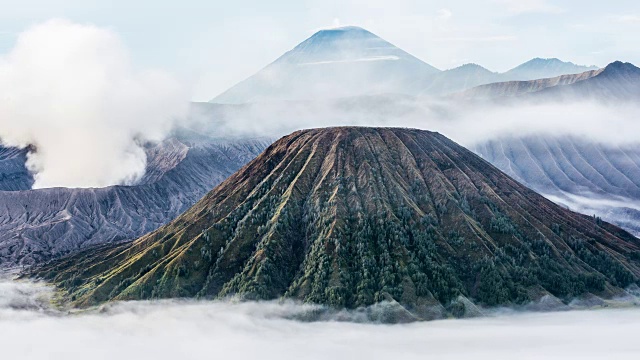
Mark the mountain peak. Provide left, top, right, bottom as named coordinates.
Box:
left=211, top=27, right=440, bottom=104
left=513, top=57, right=596, bottom=69
left=312, top=26, right=371, bottom=35
left=289, top=26, right=391, bottom=58
left=601, top=61, right=640, bottom=76
left=301, top=26, right=379, bottom=45
left=504, top=58, right=599, bottom=81
left=39, top=126, right=640, bottom=319
left=527, top=57, right=562, bottom=63
left=449, top=63, right=494, bottom=74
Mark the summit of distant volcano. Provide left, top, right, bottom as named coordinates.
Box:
left=211, top=27, right=440, bottom=104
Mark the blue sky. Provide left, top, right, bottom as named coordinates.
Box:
left=0, top=0, right=638, bottom=100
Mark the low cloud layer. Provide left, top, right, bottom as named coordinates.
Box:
left=0, top=19, right=188, bottom=188
left=2, top=279, right=640, bottom=360
left=192, top=97, right=640, bottom=148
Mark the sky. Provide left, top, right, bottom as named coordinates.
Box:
left=0, top=0, right=638, bottom=100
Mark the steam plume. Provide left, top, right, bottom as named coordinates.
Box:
left=0, top=19, right=188, bottom=188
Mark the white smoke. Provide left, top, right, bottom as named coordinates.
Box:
left=0, top=19, right=188, bottom=189
left=1, top=279, right=640, bottom=360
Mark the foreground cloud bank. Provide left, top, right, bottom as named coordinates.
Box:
left=1, top=279, right=640, bottom=360
left=0, top=19, right=187, bottom=188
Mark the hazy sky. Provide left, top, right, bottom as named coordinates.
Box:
left=0, top=0, right=638, bottom=100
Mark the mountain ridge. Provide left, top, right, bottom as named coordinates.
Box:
left=35, top=127, right=640, bottom=319
left=0, top=133, right=270, bottom=269
left=212, top=26, right=439, bottom=104
left=454, top=60, right=640, bottom=100
left=211, top=26, right=598, bottom=103
left=454, top=68, right=604, bottom=99
left=502, top=57, right=599, bottom=81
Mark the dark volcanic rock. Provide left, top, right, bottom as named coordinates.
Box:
left=0, top=133, right=269, bottom=269
left=35, top=127, right=640, bottom=315
left=0, top=146, right=33, bottom=191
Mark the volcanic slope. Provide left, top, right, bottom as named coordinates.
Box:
left=0, top=131, right=269, bottom=269
left=473, top=136, right=640, bottom=235
left=38, top=127, right=640, bottom=317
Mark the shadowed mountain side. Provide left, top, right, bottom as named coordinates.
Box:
left=529, top=61, right=640, bottom=101
left=35, top=127, right=640, bottom=319
left=0, top=133, right=270, bottom=269
left=0, top=146, right=33, bottom=191
left=473, top=136, right=640, bottom=235
left=454, top=69, right=603, bottom=100
left=456, top=61, right=639, bottom=101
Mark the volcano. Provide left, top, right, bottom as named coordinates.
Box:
left=38, top=127, right=640, bottom=318
left=502, top=58, right=598, bottom=81
left=211, top=27, right=440, bottom=104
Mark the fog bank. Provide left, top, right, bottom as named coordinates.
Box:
left=2, top=279, right=640, bottom=360
left=193, top=98, right=640, bottom=148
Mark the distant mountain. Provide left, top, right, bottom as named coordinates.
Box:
left=417, top=59, right=600, bottom=97
left=417, top=63, right=499, bottom=96
left=530, top=61, right=640, bottom=101
left=454, top=69, right=602, bottom=99
left=459, top=60, right=640, bottom=235
left=37, top=127, right=640, bottom=319
left=502, top=58, right=599, bottom=81
left=473, top=136, right=640, bottom=236
left=0, top=131, right=269, bottom=269
left=212, top=26, right=440, bottom=104
left=456, top=61, right=639, bottom=101
left=210, top=26, right=603, bottom=102
left=211, top=28, right=600, bottom=102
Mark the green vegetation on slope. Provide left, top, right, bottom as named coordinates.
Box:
left=35, top=127, right=640, bottom=316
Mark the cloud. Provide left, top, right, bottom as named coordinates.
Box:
left=2, top=278, right=640, bottom=360
left=612, top=15, right=640, bottom=24
left=191, top=97, right=640, bottom=149
left=300, top=56, right=400, bottom=65
left=493, top=0, right=564, bottom=15
left=0, top=19, right=188, bottom=189
left=437, top=8, right=453, bottom=21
